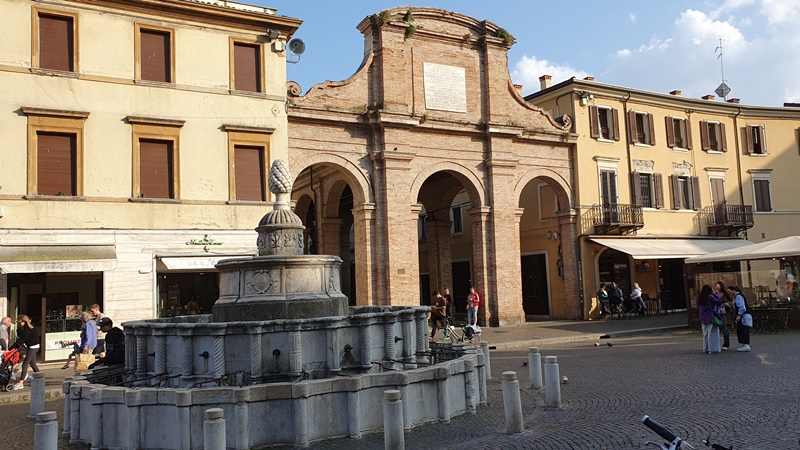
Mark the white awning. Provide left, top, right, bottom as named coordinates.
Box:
left=0, top=245, right=117, bottom=274
left=158, top=255, right=252, bottom=270
left=590, top=238, right=751, bottom=260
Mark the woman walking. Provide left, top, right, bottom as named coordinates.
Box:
left=726, top=285, right=753, bottom=352
left=61, top=312, right=98, bottom=369
left=9, top=315, right=41, bottom=390
left=697, top=284, right=723, bottom=353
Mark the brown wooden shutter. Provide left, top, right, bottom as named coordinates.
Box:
left=685, top=120, right=693, bottom=150
left=589, top=106, right=600, bottom=138
left=665, top=117, right=676, bottom=148
left=139, top=140, right=173, bottom=199
left=647, top=113, right=656, bottom=145
left=612, top=108, right=620, bottom=141
left=690, top=176, right=702, bottom=210
left=37, top=132, right=76, bottom=196
left=140, top=29, right=170, bottom=82
left=720, top=123, right=728, bottom=152
left=38, top=14, right=73, bottom=71
left=234, top=43, right=261, bottom=92
left=234, top=145, right=265, bottom=201
left=699, top=121, right=710, bottom=150
left=654, top=173, right=664, bottom=209
left=628, top=110, right=637, bottom=144
left=743, top=125, right=753, bottom=154
left=670, top=175, right=680, bottom=209
left=759, top=125, right=767, bottom=153
left=631, top=172, right=641, bottom=206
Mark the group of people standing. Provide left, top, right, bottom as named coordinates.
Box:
left=430, top=287, right=480, bottom=337
left=597, top=282, right=647, bottom=317
left=696, top=281, right=753, bottom=353
left=0, top=304, right=126, bottom=391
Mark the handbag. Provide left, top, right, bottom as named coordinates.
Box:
left=74, top=352, right=95, bottom=372
left=711, top=314, right=724, bottom=327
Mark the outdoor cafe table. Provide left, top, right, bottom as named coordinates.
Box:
left=749, top=308, right=790, bottom=334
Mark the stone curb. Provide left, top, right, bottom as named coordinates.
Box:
left=489, top=325, right=689, bottom=351
left=0, top=389, right=65, bottom=405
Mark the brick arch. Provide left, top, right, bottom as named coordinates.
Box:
left=322, top=179, right=352, bottom=220
left=409, top=161, right=486, bottom=207
left=513, top=168, right=573, bottom=211
left=294, top=194, right=314, bottom=221
left=289, top=154, right=373, bottom=205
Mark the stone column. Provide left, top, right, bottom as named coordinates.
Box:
left=134, top=327, right=149, bottom=379
left=61, top=377, right=73, bottom=437
left=125, top=390, right=142, bottom=450
left=400, top=310, right=415, bottom=368
left=327, top=326, right=341, bottom=374
left=289, top=329, right=303, bottom=379
left=209, top=325, right=227, bottom=380
left=557, top=209, right=581, bottom=319
left=435, top=366, right=450, bottom=424
left=90, top=389, right=103, bottom=449
left=293, top=384, right=309, bottom=448
left=358, top=320, right=372, bottom=371
left=176, top=390, right=192, bottom=450
left=501, top=371, right=524, bottom=433
left=352, top=203, right=376, bottom=306
left=152, top=324, right=168, bottom=376
left=69, top=380, right=88, bottom=442
left=346, top=379, right=362, bottom=438
left=203, top=408, right=226, bottom=450
left=123, top=327, right=136, bottom=381
left=383, top=315, right=397, bottom=370
left=177, top=324, right=194, bottom=384
left=34, top=411, right=58, bottom=450
left=464, top=357, right=477, bottom=414
left=233, top=389, right=250, bottom=450
left=469, top=206, right=492, bottom=326
left=29, top=372, right=46, bottom=418
left=249, top=325, right=263, bottom=382
left=383, top=390, right=404, bottom=450
left=414, top=309, right=429, bottom=365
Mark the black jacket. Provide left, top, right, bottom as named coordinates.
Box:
left=90, top=327, right=125, bottom=369
left=11, top=326, right=40, bottom=350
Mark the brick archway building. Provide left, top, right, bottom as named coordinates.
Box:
left=288, top=7, right=580, bottom=325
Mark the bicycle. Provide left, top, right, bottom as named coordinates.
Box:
left=642, top=415, right=733, bottom=450
left=430, top=317, right=475, bottom=344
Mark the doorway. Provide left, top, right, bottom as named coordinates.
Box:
left=521, top=254, right=550, bottom=317
left=451, top=261, right=471, bottom=317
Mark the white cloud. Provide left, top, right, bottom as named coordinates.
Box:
left=760, top=0, right=800, bottom=24
left=510, top=56, right=590, bottom=94
left=629, top=13, right=636, bottom=23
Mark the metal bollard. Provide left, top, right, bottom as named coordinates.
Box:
left=29, top=372, right=46, bottom=418
left=204, top=408, right=226, bottom=450
left=528, top=347, right=543, bottom=390
left=544, top=356, right=562, bottom=408
left=34, top=411, right=58, bottom=450
left=501, top=371, right=524, bottom=433
left=480, top=341, right=492, bottom=379
left=383, top=390, right=405, bottom=450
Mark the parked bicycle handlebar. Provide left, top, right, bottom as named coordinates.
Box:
left=642, top=415, right=678, bottom=443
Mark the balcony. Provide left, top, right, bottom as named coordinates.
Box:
left=702, top=205, right=754, bottom=236
left=591, top=203, right=644, bottom=235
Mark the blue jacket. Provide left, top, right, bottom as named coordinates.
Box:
left=81, top=321, right=98, bottom=351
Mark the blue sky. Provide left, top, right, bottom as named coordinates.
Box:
left=258, top=1, right=800, bottom=106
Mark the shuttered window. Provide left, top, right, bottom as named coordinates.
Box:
left=140, top=29, right=171, bottom=82
left=665, top=117, right=692, bottom=149
left=37, top=132, right=76, bottom=196
left=234, top=145, right=265, bottom=201
left=233, top=43, right=261, bottom=92
left=38, top=13, right=74, bottom=72
left=700, top=121, right=727, bottom=152
left=631, top=172, right=664, bottom=209
left=589, top=106, right=620, bottom=141
left=754, top=179, right=772, bottom=211
left=670, top=175, right=701, bottom=210
left=744, top=125, right=767, bottom=155
left=628, top=111, right=656, bottom=145
left=139, top=139, right=174, bottom=199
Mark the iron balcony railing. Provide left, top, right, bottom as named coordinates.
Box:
left=591, top=203, right=644, bottom=234
left=702, top=204, right=754, bottom=235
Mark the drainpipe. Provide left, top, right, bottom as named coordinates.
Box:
left=622, top=91, right=634, bottom=192
left=309, top=166, right=318, bottom=253
left=732, top=107, right=746, bottom=240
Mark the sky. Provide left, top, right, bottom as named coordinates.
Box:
left=258, top=0, right=800, bottom=107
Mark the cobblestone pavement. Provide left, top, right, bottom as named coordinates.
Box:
left=4, top=323, right=798, bottom=449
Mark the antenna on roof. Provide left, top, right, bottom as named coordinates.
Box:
left=714, top=38, right=731, bottom=100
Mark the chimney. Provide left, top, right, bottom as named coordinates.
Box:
left=727, top=98, right=740, bottom=104
left=669, top=90, right=681, bottom=96
left=583, top=76, right=595, bottom=81
left=702, top=95, right=715, bottom=101
left=513, top=84, right=523, bottom=95
left=539, top=75, right=552, bottom=91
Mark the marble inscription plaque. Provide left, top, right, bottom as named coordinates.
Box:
left=423, top=63, right=467, bottom=113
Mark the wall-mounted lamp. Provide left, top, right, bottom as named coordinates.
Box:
left=265, top=29, right=281, bottom=40
left=546, top=231, right=559, bottom=240
left=636, top=261, right=651, bottom=271
left=579, top=91, right=594, bottom=106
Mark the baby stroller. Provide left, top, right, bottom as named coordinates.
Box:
left=0, top=348, right=21, bottom=391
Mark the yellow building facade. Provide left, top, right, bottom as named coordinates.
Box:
left=0, top=0, right=299, bottom=360
left=527, top=77, right=800, bottom=319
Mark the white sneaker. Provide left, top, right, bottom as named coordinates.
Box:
left=737, top=345, right=751, bottom=352
left=12, top=382, right=24, bottom=390
left=721, top=347, right=729, bottom=350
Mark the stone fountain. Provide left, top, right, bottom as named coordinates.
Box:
left=63, top=161, right=487, bottom=449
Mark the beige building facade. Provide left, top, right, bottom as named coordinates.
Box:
left=287, top=7, right=582, bottom=326
left=0, top=0, right=299, bottom=360
left=526, top=77, right=800, bottom=318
